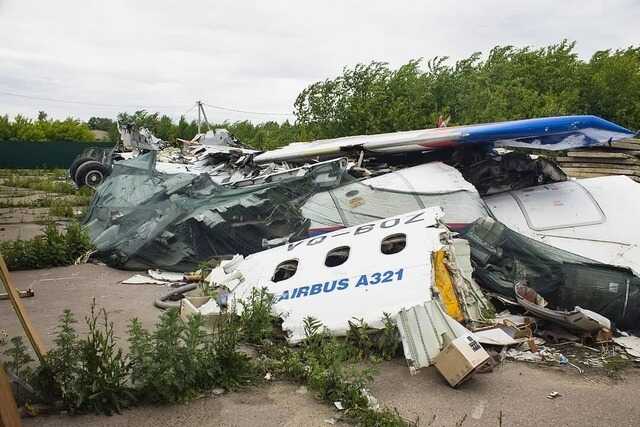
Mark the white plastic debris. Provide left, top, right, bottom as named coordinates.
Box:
left=198, top=299, right=221, bottom=316
left=473, top=327, right=521, bottom=346
left=148, top=269, right=185, bottom=282
left=613, top=335, right=640, bottom=358
left=121, top=274, right=167, bottom=285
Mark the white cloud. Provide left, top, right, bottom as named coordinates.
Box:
left=0, top=0, right=638, bottom=122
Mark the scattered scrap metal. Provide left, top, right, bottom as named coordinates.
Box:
left=83, top=114, right=640, bottom=387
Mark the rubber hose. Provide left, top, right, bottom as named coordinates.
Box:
left=154, top=283, right=198, bottom=310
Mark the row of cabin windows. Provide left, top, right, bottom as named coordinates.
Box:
left=272, top=233, right=407, bottom=283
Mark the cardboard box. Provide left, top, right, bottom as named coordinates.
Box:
left=434, top=334, right=490, bottom=387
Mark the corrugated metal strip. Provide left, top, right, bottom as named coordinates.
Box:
left=395, top=300, right=472, bottom=372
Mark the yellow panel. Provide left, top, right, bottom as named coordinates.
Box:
left=433, top=250, right=463, bottom=321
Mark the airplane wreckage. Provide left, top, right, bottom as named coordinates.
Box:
left=75, top=114, right=640, bottom=385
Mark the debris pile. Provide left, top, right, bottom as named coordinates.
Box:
left=88, top=114, right=640, bottom=387
left=85, top=154, right=350, bottom=270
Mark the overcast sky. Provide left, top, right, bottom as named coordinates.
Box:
left=1, top=0, right=638, bottom=123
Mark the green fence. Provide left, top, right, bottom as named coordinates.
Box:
left=0, top=141, right=114, bottom=169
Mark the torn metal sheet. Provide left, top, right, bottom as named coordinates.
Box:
left=395, top=300, right=475, bottom=373
left=463, top=217, right=640, bottom=329
left=85, top=154, right=349, bottom=270
left=459, top=151, right=567, bottom=196
left=119, top=124, right=165, bottom=152
left=226, top=208, right=448, bottom=342
left=254, top=115, right=633, bottom=163
left=302, top=162, right=489, bottom=235
left=515, top=284, right=609, bottom=333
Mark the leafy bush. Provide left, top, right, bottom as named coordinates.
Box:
left=74, top=303, right=133, bottom=414
left=2, top=336, right=34, bottom=379
left=31, top=310, right=80, bottom=406
left=377, top=313, right=401, bottom=361
left=0, top=113, right=94, bottom=142
left=128, top=309, right=255, bottom=404
left=238, top=287, right=276, bottom=344
left=0, top=222, right=94, bottom=270
left=0, top=194, right=92, bottom=209
left=346, top=318, right=374, bottom=360
left=128, top=310, right=201, bottom=403
left=0, top=296, right=408, bottom=424
left=31, top=304, right=133, bottom=415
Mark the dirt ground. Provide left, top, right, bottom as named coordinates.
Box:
left=2, top=264, right=640, bottom=427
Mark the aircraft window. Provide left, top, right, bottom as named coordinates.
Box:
left=272, top=259, right=299, bottom=282
left=381, top=233, right=406, bottom=255
left=325, top=246, right=350, bottom=267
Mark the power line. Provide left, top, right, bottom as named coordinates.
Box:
left=0, top=90, right=295, bottom=117
left=0, top=90, right=187, bottom=110
left=181, top=103, right=198, bottom=117
left=203, top=102, right=293, bottom=117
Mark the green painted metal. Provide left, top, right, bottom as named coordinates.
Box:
left=0, top=141, right=114, bottom=169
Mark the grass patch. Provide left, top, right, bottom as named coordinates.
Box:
left=1, top=175, right=77, bottom=194
left=48, top=199, right=75, bottom=218
left=0, top=194, right=93, bottom=209
left=128, top=309, right=255, bottom=404
left=1, top=291, right=412, bottom=425
left=0, top=168, right=66, bottom=176
left=0, top=221, right=94, bottom=270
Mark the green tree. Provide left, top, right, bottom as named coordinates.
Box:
left=580, top=47, right=640, bottom=128
left=293, top=40, right=640, bottom=136
left=0, top=114, right=13, bottom=140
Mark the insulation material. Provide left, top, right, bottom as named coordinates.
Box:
left=447, top=239, right=495, bottom=323
left=433, top=250, right=463, bottom=321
